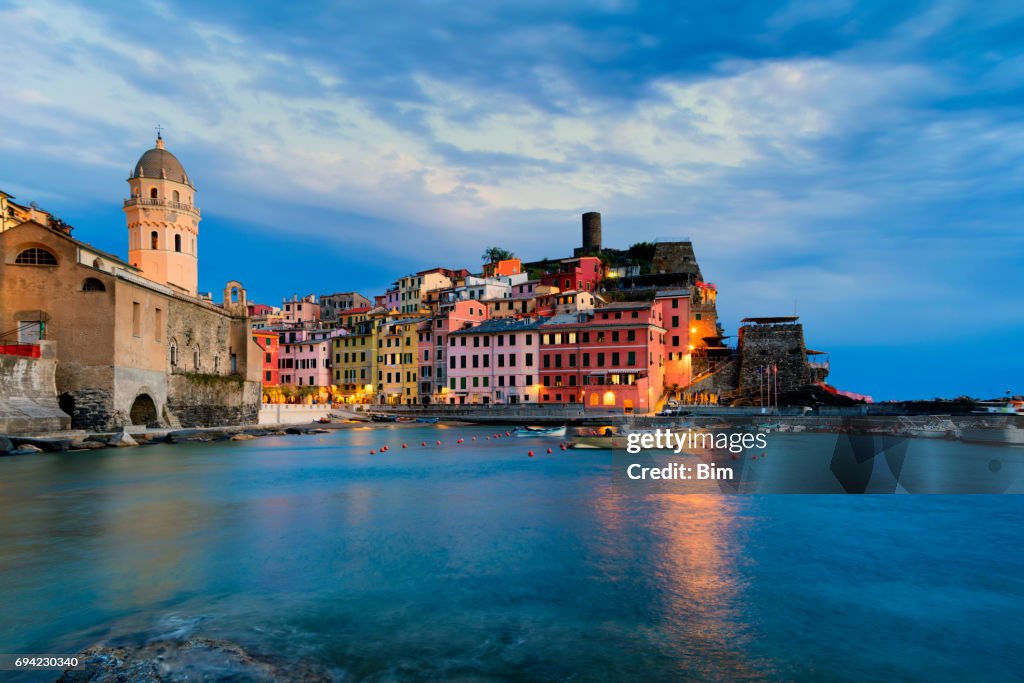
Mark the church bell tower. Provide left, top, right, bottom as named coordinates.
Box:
left=125, top=132, right=200, bottom=295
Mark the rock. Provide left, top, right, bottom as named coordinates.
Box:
left=11, top=436, right=72, bottom=452
left=230, top=433, right=256, bottom=441
left=12, top=444, right=43, bottom=454
left=108, top=431, right=138, bottom=448
left=270, top=430, right=288, bottom=436
left=284, top=427, right=307, bottom=435
left=0, top=435, right=12, bottom=454
left=166, top=429, right=227, bottom=443
left=71, top=440, right=107, bottom=450
left=58, top=638, right=329, bottom=682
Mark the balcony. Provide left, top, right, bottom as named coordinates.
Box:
left=124, top=197, right=201, bottom=216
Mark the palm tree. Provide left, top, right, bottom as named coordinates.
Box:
left=482, top=246, right=515, bottom=263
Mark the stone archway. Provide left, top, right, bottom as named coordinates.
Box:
left=129, top=393, right=158, bottom=426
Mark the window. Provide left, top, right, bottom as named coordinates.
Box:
left=150, top=231, right=159, bottom=249
left=15, top=247, right=58, bottom=265
left=627, top=352, right=636, bottom=365
left=194, top=346, right=201, bottom=370
left=627, top=330, right=636, bottom=341
left=170, top=341, right=177, bottom=366
left=155, top=308, right=163, bottom=341
left=173, top=190, right=180, bottom=202
left=612, top=352, right=620, bottom=365
left=132, top=302, right=141, bottom=337
left=82, top=278, right=105, bottom=291
left=525, top=353, right=533, bottom=366
left=150, top=187, right=158, bottom=198
left=174, top=234, right=182, bottom=252
left=672, top=316, right=679, bottom=327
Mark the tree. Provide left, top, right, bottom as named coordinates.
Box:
left=627, top=241, right=656, bottom=263
left=482, top=246, right=515, bottom=263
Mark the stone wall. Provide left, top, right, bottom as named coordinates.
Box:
left=651, top=242, right=703, bottom=280
left=736, top=323, right=812, bottom=404
left=167, top=373, right=260, bottom=427
left=0, top=341, right=70, bottom=434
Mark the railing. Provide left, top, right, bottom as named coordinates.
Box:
left=0, top=344, right=40, bottom=358
left=123, top=197, right=200, bottom=215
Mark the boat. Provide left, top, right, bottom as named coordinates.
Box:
left=394, top=416, right=416, bottom=423
left=415, top=417, right=440, bottom=424
left=369, top=414, right=397, bottom=423
left=959, top=423, right=1024, bottom=446
left=316, top=416, right=332, bottom=424
left=514, top=425, right=567, bottom=438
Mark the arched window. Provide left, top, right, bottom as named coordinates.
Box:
left=170, top=340, right=178, bottom=367
left=174, top=234, right=181, bottom=252
left=150, top=187, right=158, bottom=199
left=92, top=258, right=102, bottom=269
left=15, top=247, right=58, bottom=265
left=172, top=190, right=180, bottom=202
left=193, top=345, right=201, bottom=370
left=82, top=278, right=106, bottom=292
left=150, top=231, right=158, bottom=249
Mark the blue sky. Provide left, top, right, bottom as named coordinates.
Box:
left=1, top=0, right=1022, bottom=400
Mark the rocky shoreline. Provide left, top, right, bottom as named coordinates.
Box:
left=57, top=637, right=331, bottom=682
left=0, top=422, right=367, bottom=457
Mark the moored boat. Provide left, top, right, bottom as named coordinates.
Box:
left=515, top=425, right=567, bottom=438
left=415, top=417, right=440, bottom=423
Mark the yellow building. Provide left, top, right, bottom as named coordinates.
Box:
left=377, top=318, right=423, bottom=405
left=332, top=314, right=382, bottom=404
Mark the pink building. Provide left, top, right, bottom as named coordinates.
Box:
left=445, top=318, right=543, bottom=405
left=420, top=300, right=489, bottom=403
left=653, top=290, right=692, bottom=389
left=538, top=301, right=666, bottom=413
left=277, top=327, right=347, bottom=390
left=281, top=294, right=320, bottom=325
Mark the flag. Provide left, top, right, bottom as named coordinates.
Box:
left=772, top=364, right=778, bottom=374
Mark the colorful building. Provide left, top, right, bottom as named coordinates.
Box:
left=422, top=300, right=490, bottom=403
left=446, top=318, right=543, bottom=405
left=378, top=318, right=425, bottom=405
left=333, top=313, right=383, bottom=404
left=540, top=256, right=603, bottom=294
left=538, top=301, right=666, bottom=412
left=320, top=292, right=372, bottom=321
left=281, top=294, right=320, bottom=325
left=277, top=327, right=346, bottom=393
left=252, top=330, right=280, bottom=388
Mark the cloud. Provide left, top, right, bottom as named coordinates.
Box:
left=1, top=0, right=1022, bottom=400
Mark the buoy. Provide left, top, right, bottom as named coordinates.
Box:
left=381, top=445, right=388, bottom=452
left=486, top=436, right=490, bottom=440
left=761, top=452, right=767, bottom=457
left=457, top=438, right=464, bottom=444
left=528, top=450, right=534, bottom=457
left=369, top=450, right=375, bottom=455
left=472, top=436, right=477, bottom=440
left=402, top=443, right=408, bottom=448
left=560, top=444, right=567, bottom=451
left=505, top=431, right=510, bottom=436
left=436, top=440, right=441, bottom=445
left=421, top=441, right=427, bottom=446
left=547, top=448, right=552, bottom=454
left=752, top=455, right=758, bottom=460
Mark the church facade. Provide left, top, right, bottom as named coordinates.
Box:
left=0, top=135, right=262, bottom=430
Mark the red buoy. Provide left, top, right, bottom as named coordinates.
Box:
left=402, top=443, right=408, bottom=448
left=421, top=441, right=427, bottom=446
left=457, top=438, right=464, bottom=444
left=752, top=455, right=758, bottom=460
left=436, top=440, right=441, bottom=445
left=528, top=450, right=534, bottom=457
left=505, top=431, right=510, bottom=436
left=369, top=450, right=375, bottom=455
left=547, top=448, right=552, bottom=454
left=472, top=436, right=477, bottom=440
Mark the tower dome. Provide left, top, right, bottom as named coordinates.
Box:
left=131, top=135, right=192, bottom=186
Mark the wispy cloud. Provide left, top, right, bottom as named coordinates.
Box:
left=0, top=0, right=1021, bottom=398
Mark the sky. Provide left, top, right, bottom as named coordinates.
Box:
left=1, top=0, right=1022, bottom=400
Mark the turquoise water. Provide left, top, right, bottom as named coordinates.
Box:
left=0, top=425, right=1021, bottom=681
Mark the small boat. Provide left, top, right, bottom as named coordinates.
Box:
left=515, top=425, right=567, bottom=438
left=316, top=416, right=332, bottom=424
left=395, top=416, right=416, bottom=423
left=415, top=417, right=440, bottom=424
left=369, top=414, right=397, bottom=423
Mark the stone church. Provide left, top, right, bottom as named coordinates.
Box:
left=0, top=134, right=262, bottom=430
